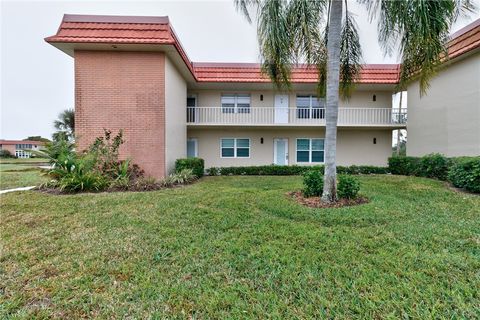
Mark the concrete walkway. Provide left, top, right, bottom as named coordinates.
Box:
left=0, top=186, right=36, bottom=194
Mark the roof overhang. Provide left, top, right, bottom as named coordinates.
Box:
left=45, top=14, right=480, bottom=88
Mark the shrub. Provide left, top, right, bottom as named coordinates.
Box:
left=206, top=164, right=389, bottom=176
left=418, top=153, right=450, bottom=180
left=175, top=158, right=204, bottom=177
left=337, top=175, right=360, bottom=199
left=161, top=169, right=197, bottom=187
left=448, top=157, right=480, bottom=193
left=88, top=129, right=125, bottom=178
left=302, top=170, right=324, bottom=197
left=388, top=156, right=420, bottom=176
left=130, top=177, right=159, bottom=191
left=0, top=149, right=15, bottom=158
left=338, top=165, right=389, bottom=175
left=58, top=171, right=109, bottom=193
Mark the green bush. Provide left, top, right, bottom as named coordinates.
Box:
left=302, top=170, right=324, bottom=197
left=418, top=153, right=450, bottom=180
left=175, top=158, right=204, bottom=177
left=448, top=157, right=480, bottom=193
left=0, top=149, right=15, bottom=158
left=58, top=171, right=109, bottom=193
left=206, top=165, right=388, bottom=176
left=163, top=169, right=197, bottom=186
left=388, top=156, right=420, bottom=176
left=337, top=175, right=361, bottom=199
left=338, top=165, right=389, bottom=175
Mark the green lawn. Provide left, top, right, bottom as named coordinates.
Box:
left=1, top=175, right=479, bottom=318
left=0, top=159, right=49, bottom=190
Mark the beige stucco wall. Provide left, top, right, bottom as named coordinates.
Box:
left=188, top=89, right=393, bottom=108
left=188, top=127, right=392, bottom=167
left=165, top=56, right=187, bottom=173
left=407, top=53, right=480, bottom=157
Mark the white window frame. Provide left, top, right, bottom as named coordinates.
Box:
left=221, top=94, right=251, bottom=114
left=220, top=138, right=251, bottom=158
left=187, top=138, right=198, bottom=158
left=295, top=138, right=325, bottom=164
left=296, top=95, right=325, bottom=119
left=15, top=150, right=31, bottom=158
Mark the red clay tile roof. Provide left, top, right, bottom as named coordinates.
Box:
left=45, top=14, right=196, bottom=78
left=46, top=15, right=480, bottom=84
left=193, top=63, right=401, bottom=84
left=0, top=140, right=45, bottom=145
left=448, top=18, right=480, bottom=59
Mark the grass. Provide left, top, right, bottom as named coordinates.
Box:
left=0, top=158, right=49, bottom=190
left=1, top=175, right=479, bottom=318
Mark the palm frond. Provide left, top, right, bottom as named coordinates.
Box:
left=339, top=2, right=362, bottom=99
left=257, top=0, right=292, bottom=89
left=286, top=0, right=325, bottom=64
left=367, top=0, right=474, bottom=94
left=234, top=0, right=259, bottom=23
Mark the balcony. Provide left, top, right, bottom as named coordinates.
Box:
left=187, top=107, right=407, bottom=127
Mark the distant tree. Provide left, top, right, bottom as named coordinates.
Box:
left=0, top=149, right=15, bottom=158
left=24, top=136, right=51, bottom=143
left=53, top=109, right=75, bottom=142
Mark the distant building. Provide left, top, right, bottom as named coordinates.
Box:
left=0, top=140, right=45, bottom=158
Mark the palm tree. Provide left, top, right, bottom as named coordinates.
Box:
left=53, top=108, right=75, bottom=142
left=235, top=0, right=474, bottom=202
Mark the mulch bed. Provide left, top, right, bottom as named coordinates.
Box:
left=287, top=191, right=370, bottom=208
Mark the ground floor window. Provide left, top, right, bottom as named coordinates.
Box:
left=296, top=138, right=324, bottom=163
left=15, top=150, right=31, bottom=158
left=221, top=138, right=250, bottom=158
left=187, top=138, right=198, bottom=158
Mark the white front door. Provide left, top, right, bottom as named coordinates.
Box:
left=274, top=138, right=288, bottom=165
left=274, top=94, right=289, bottom=124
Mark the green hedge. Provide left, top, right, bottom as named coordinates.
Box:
left=447, top=157, right=480, bottom=193
left=389, top=154, right=480, bottom=193
left=175, top=158, right=204, bottom=177
left=206, top=165, right=389, bottom=176
left=388, top=156, right=421, bottom=176
left=388, top=153, right=451, bottom=180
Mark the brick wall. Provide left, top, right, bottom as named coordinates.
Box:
left=75, top=50, right=166, bottom=178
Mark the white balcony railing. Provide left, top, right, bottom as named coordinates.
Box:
left=187, top=107, right=407, bottom=126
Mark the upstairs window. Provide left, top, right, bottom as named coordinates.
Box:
left=221, top=94, right=251, bottom=114
left=221, top=138, right=250, bottom=158
left=15, top=144, right=33, bottom=149
left=296, top=95, right=325, bottom=119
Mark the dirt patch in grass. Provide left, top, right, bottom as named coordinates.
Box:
left=287, top=191, right=369, bottom=208
left=445, top=182, right=479, bottom=196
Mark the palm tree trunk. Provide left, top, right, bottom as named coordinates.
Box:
left=322, top=0, right=343, bottom=203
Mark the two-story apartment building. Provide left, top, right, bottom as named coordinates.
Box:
left=46, top=14, right=407, bottom=178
